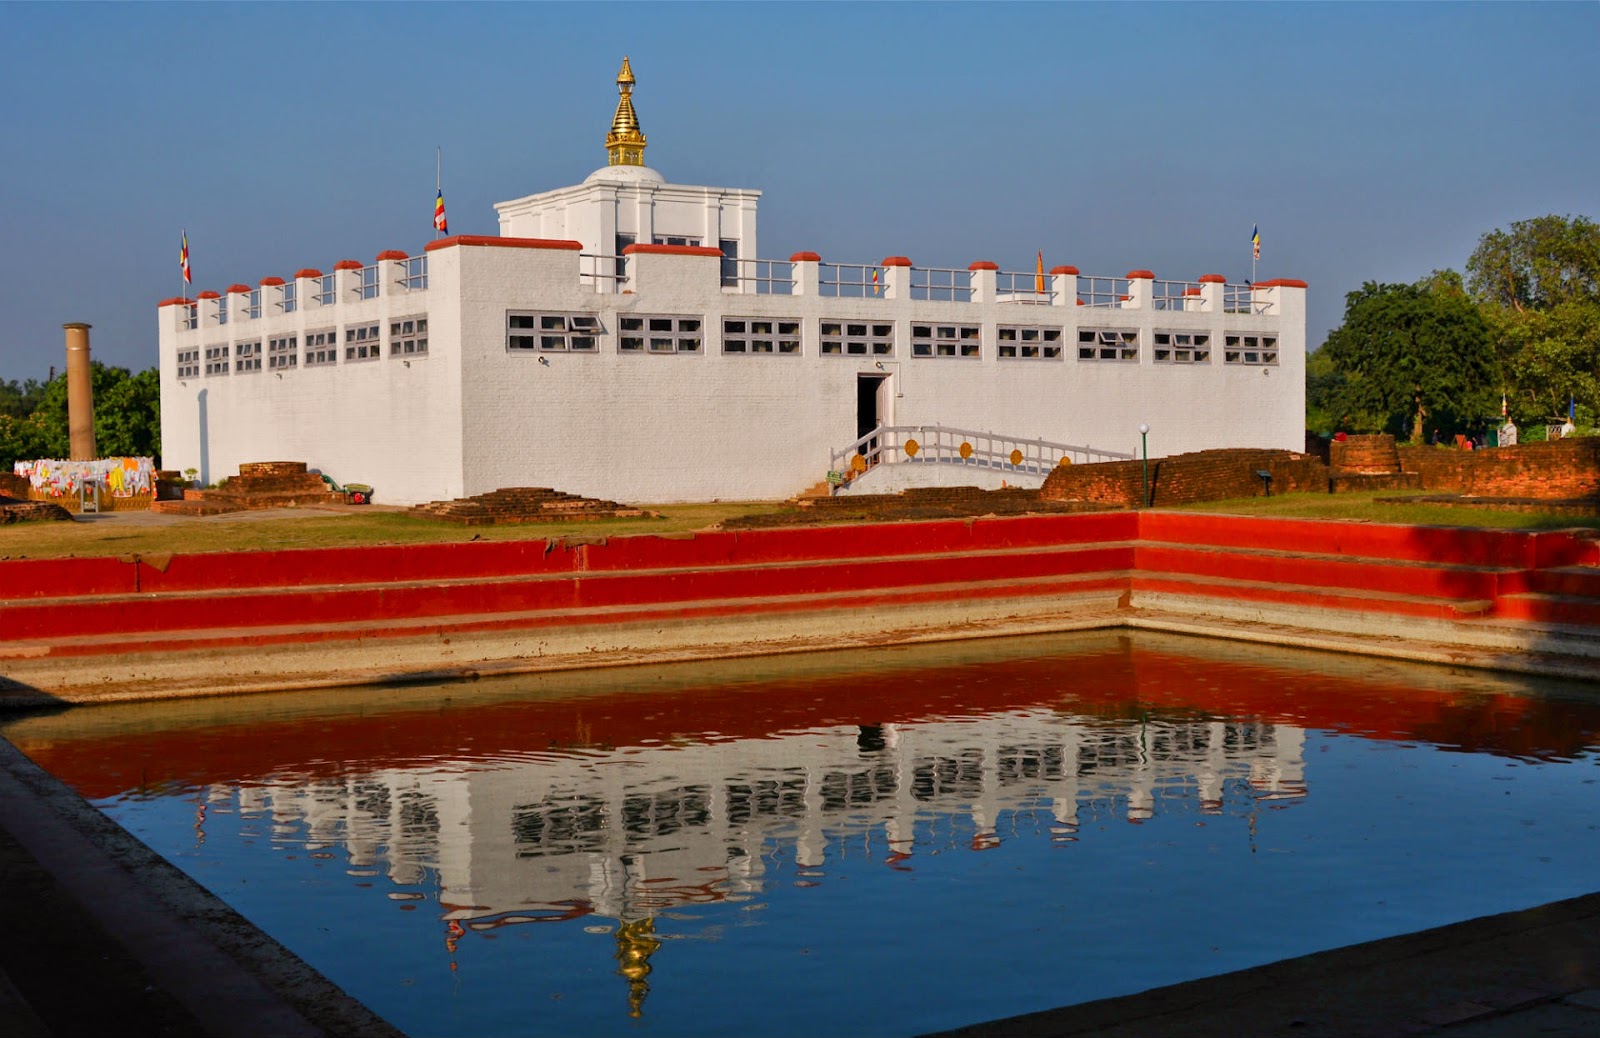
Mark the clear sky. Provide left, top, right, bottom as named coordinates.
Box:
left=0, top=1, right=1594, bottom=379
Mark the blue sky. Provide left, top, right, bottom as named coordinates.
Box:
left=1, top=1, right=1594, bottom=379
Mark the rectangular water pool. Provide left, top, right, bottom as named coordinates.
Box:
left=5, top=630, right=1600, bottom=1037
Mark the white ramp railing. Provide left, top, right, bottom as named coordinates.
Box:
left=829, top=425, right=1132, bottom=484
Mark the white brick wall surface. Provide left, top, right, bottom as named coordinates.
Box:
left=159, top=170, right=1305, bottom=507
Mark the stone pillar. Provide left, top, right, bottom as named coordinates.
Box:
left=64, top=322, right=95, bottom=460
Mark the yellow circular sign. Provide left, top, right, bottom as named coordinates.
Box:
left=1009, top=449, right=1024, bottom=466
left=1058, top=456, right=1073, bottom=466
left=959, top=441, right=973, bottom=459
left=850, top=454, right=868, bottom=473
left=904, top=439, right=920, bottom=458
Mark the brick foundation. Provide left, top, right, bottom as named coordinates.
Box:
left=1040, top=450, right=1328, bottom=508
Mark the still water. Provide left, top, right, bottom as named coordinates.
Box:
left=7, top=631, right=1600, bottom=1037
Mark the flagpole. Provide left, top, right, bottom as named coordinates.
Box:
left=1251, top=221, right=1257, bottom=287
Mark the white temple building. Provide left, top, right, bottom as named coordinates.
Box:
left=157, top=58, right=1306, bottom=505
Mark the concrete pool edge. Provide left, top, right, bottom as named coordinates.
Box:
left=0, top=735, right=402, bottom=1038
left=927, top=890, right=1600, bottom=1038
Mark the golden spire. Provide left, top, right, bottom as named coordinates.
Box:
left=605, top=56, right=648, bottom=167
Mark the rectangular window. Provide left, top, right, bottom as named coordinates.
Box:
left=304, top=329, right=337, bottom=367
left=268, top=335, right=298, bottom=370
left=820, top=320, right=894, bottom=356
left=722, top=318, right=801, bottom=355
left=997, top=325, right=1063, bottom=360
left=507, top=312, right=601, bottom=352
left=720, top=238, right=739, bottom=287
left=1153, top=332, right=1211, bottom=364
left=651, top=235, right=702, bottom=247
left=357, top=264, right=380, bottom=301
left=314, top=276, right=336, bottom=307
left=1077, top=329, right=1139, bottom=362
left=203, top=344, right=230, bottom=376
left=235, top=340, right=263, bottom=373
left=911, top=324, right=980, bottom=359
left=390, top=316, right=429, bottom=356
left=176, top=349, right=199, bottom=379
left=217, top=298, right=228, bottom=326
left=282, top=283, right=298, bottom=314
left=1224, top=333, right=1279, bottom=365
left=245, top=290, right=262, bottom=320
left=344, top=322, right=381, bottom=361
left=619, top=314, right=703, bottom=354
left=401, top=256, right=428, bottom=292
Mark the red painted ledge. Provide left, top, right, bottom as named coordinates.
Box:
left=294, top=268, right=323, bottom=280
left=375, top=250, right=409, bottom=261
left=1184, top=287, right=1202, bottom=295
left=196, top=291, right=221, bottom=300
left=259, top=277, right=285, bottom=287
left=1255, top=278, right=1310, bottom=289
left=790, top=251, right=822, bottom=263
left=227, top=283, right=252, bottom=294
left=1050, top=266, right=1079, bottom=276
left=426, top=235, right=583, bottom=253
left=156, top=297, right=195, bottom=308
left=621, top=243, right=723, bottom=257
left=333, top=259, right=363, bottom=271
left=968, top=261, right=999, bottom=271
left=1198, top=274, right=1226, bottom=284
left=1126, top=269, right=1155, bottom=280
left=882, top=256, right=913, bottom=268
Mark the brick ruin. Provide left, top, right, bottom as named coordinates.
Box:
left=409, top=488, right=648, bottom=525
left=149, top=461, right=348, bottom=517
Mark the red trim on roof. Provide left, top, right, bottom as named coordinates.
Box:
left=375, top=250, right=408, bottom=261
left=1198, top=274, right=1226, bottom=284
left=789, top=251, right=822, bottom=263
left=259, top=277, right=285, bottom=287
left=294, top=268, right=323, bottom=280
left=333, top=259, right=363, bottom=271
left=1050, top=266, right=1079, bottom=276
left=1126, top=269, right=1155, bottom=280
left=1255, top=278, right=1309, bottom=289
left=968, top=261, right=999, bottom=271
left=621, top=243, right=723, bottom=257
left=196, top=291, right=220, bottom=300
left=882, top=256, right=913, bottom=267
left=156, top=297, right=195, bottom=308
left=1184, top=287, right=1202, bottom=295
left=227, top=283, right=252, bottom=294
left=425, top=235, right=584, bottom=253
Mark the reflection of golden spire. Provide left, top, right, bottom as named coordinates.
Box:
left=614, top=917, right=662, bottom=1018
left=605, top=56, right=648, bottom=167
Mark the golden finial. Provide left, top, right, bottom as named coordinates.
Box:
left=605, top=56, right=648, bottom=167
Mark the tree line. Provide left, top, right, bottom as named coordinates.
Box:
left=1309, top=214, right=1600, bottom=443
left=0, top=363, right=161, bottom=469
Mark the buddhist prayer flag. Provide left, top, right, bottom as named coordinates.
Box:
left=434, top=189, right=449, bottom=234
left=1502, top=393, right=1508, bottom=418
left=180, top=230, right=192, bottom=284
left=1036, top=250, right=1046, bottom=294
left=1251, top=224, right=1261, bottom=260
left=872, top=267, right=880, bottom=295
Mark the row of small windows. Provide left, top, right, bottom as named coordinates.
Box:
left=504, top=313, right=1277, bottom=364
left=188, top=318, right=427, bottom=377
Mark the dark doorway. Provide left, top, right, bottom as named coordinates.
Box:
left=857, top=374, right=888, bottom=451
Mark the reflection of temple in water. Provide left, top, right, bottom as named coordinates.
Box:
left=227, top=710, right=1307, bottom=932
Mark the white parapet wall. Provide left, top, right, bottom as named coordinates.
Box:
left=159, top=244, right=1305, bottom=506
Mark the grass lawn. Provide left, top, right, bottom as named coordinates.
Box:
left=0, top=501, right=804, bottom=560
left=3, top=492, right=1595, bottom=561
left=1175, top=490, right=1600, bottom=530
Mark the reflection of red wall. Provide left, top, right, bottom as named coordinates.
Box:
left=23, top=645, right=1600, bottom=800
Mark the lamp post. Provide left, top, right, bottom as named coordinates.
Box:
left=1138, top=423, right=1150, bottom=508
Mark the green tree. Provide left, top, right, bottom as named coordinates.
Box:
left=1319, top=280, right=1497, bottom=443
left=1467, top=215, right=1600, bottom=424
left=0, top=363, right=161, bottom=469
left=1466, top=215, right=1600, bottom=312
left=0, top=378, right=47, bottom=419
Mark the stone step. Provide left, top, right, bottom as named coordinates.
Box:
left=1131, top=570, right=1495, bottom=621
